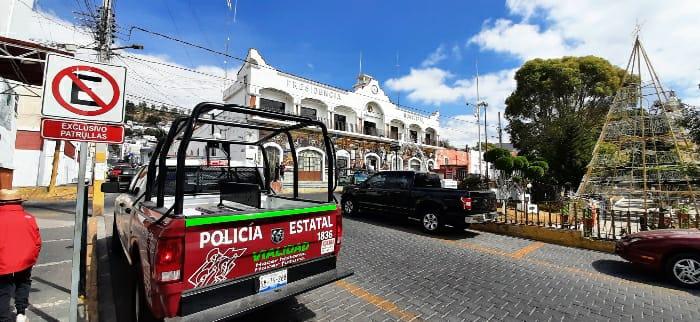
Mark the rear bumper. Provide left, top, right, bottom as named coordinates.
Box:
left=170, top=257, right=352, bottom=321
left=464, top=212, right=498, bottom=224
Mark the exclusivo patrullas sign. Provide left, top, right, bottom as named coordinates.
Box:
left=40, top=118, right=125, bottom=144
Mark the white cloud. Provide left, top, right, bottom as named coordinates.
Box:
left=420, top=45, right=448, bottom=67
left=385, top=66, right=516, bottom=147
left=451, top=44, right=462, bottom=61
left=469, top=19, right=570, bottom=60
left=472, top=0, right=700, bottom=92
left=385, top=67, right=462, bottom=105
left=6, top=5, right=236, bottom=110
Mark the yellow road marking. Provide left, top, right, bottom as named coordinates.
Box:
left=335, top=280, right=421, bottom=321
left=509, top=242, right=545, bottom=259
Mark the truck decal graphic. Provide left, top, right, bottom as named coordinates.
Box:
left=188, top=247, right=247, bottom=288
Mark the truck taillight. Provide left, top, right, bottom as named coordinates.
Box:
left=336, top=206, right=342, bottom=248
left=460, top=197, right=472, bottom=210
left=155, top=238, right=183, bottom=283
left=111, top=168, right=122, bottom=176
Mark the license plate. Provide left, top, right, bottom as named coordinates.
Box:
left=258, top=269, right=287, bottom=292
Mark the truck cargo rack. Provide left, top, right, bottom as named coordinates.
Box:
left=150, top=102, right=336, bottom=216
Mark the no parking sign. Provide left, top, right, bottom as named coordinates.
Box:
left=41, top=54, right=126, bottom=123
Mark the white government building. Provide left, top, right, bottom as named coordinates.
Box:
left=195, top=49, right=443, bottom=184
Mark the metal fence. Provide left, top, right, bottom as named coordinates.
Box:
left=493, top=198, right=700, bottom=240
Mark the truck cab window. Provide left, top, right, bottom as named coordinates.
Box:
left=386, top=173, right=410, bottom=189
left=365, top=173, right=387, bottom=188
left=414, top=173, right=441, bottom=188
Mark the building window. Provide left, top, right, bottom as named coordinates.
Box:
left=390, top=126, right=399, bottom=140
left=300, top=107, right=317, bottom=119
left=260, top=98, right=285, bottom=113
left=364, top=121, right=377, bottom=136
left=300, top=150, right=322, bottom=172
left=425, top=133, right=432, bottom=145
left=409, top=130, right=418, bottom=143
left=444, top=157, right=449, bottom=165
left=334, top=114, right=347, bottom=131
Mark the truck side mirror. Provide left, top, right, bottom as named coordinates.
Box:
left=101, top=182, right=122, bottom=193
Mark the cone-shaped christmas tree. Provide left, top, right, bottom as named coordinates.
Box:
left=577, top=35, right=700, bottom=216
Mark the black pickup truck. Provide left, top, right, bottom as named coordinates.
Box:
left=340, top=171, right=497, bottom=233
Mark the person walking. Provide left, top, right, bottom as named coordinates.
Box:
left=0, top=189, right=42, bottom=322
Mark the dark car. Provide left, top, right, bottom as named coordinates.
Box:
left=107, top=163, right=137, bottom=188
left=341, top=171, right=497, bottom=233
left=616, top=229, right=700, bottom=287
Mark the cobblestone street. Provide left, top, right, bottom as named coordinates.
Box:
left=230, top=211, right=700, bottom=321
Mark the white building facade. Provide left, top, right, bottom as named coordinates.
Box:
left=219, top=49, right=442, bottom=183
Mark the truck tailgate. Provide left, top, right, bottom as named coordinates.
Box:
left=470, top=191, right=497, bottom=212
left=182, top=204, right=340, bottom=292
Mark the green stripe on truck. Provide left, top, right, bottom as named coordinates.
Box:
left=185, top=203, right=338, bottom=227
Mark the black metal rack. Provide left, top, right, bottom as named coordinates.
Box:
left=150, top=102, right=335, bottom=215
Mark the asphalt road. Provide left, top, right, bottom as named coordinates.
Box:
left=102, top=193, right=700, bottom=321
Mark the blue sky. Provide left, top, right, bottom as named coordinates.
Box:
left=18, top=0, right=700, bottom=146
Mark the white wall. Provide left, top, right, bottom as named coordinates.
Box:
left=13, top=140, right=80, bottom=187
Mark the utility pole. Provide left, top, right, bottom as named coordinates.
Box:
left=483, top=100, right=488, bottom=180
left=70, top=1, right=114, bottom=321
left=92, top=0, right=115, bottom=218
left=498, top=111, right=503, bottom=148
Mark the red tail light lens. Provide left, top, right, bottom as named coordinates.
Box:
left=155, top=238, right=183, bottom=283
left=111, top=169, right=122, bottom=176
left=335, top=206, right=342, bottom=254
left=460, top=197, right=472, bottom=210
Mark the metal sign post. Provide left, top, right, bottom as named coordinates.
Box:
left=39, top=53, right=126, bottom=322
left=69, top=141, right=89, bottom=322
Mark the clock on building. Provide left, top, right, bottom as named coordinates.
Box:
left=371, top=85, right=379, bottom=94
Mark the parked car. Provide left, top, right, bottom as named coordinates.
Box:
left=104, top=103, right=352, bottom=321
left=107, top=163, right=137, bottom=189
left=340, top=171, right=497, bottom=233
left=616, top=229, right=700, bottom=288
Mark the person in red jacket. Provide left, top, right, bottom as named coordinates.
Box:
left=0, top=189, right=42, bottom=322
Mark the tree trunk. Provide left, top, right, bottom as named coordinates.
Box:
left=48, top=140, right=62, bottom=193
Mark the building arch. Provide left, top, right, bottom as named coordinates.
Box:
left=426, top=159, right=436, bottom=171
left=364, top=152, right=381, bottom=171
left=408, top=157, right=423, bottom=171
left=332, top=105, right=358, bottom=132
left=262, top=142, right=284, bottom=164
left=299, top=97, right=329, bottom=121
left=388, top=154, right=403, bottom=170
left=258, top=88, right=294, bottom=113
left=297, top=146, right=326, bottom=181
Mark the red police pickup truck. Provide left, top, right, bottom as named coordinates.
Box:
left=103, top=103, right=352, bottom=321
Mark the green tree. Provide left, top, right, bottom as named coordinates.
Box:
left=145, top=114, right=161, bottom=126
left=439, top=139, right=455, bottom=149
left=484, top=148, right=510, bottom=163
left=505, top=55, right=629, bottom=187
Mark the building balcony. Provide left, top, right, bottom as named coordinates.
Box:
left=423, top=138, right=437, bottom=146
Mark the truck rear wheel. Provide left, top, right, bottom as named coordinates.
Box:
left=111, top=219, right=121, bottom=255
left=129, top=261, right=162, bottom=322
left=421, top=211, right=442, bottom=233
